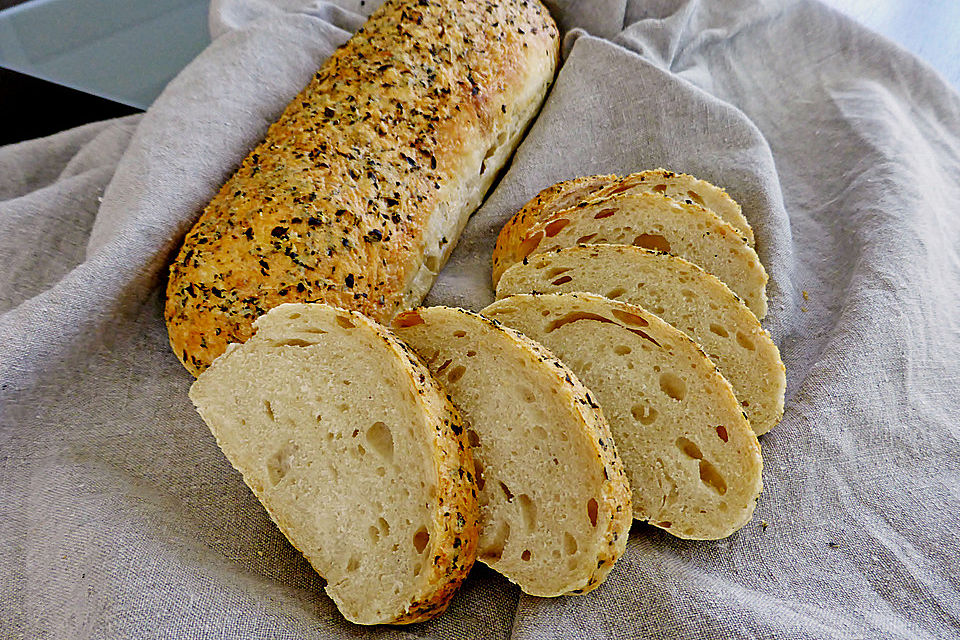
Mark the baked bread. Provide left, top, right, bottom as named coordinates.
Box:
left=166, top=0, right=560, bottom=376
left=189, top=303, right=478, bottom=624
left=496, top=245, right=785, bottom=435
left=392, top=306, right=631, bottom=596
left=492, top=169, right=752, bottom=284
left=482, top=293, right=763, bottom=540
left=494, top=191, right=769, bottom=318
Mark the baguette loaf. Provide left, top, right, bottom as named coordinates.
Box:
left=496, top=245, right=785, bottom=434
left=492, top=169, right=752, bottom=284
left=393, top=306, right=631, bottom=596
left=495, top=192, right=768, bottom=318
left=166, top=0, right=559, bottom=375
left=483, top=293, right=763, bottom=540
left=189, top=303, right=478, bottom=624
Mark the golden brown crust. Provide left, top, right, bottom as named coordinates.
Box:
left=166, top=0, right=559, bottom=376
left=382, top=314, right=480, bottom=624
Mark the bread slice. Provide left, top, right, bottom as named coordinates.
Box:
left=189, top=303, right=478, bottom=625
left=588, top=169, right=754, bottom=246
left=497, top=191, right=768, bottom=318
left=491, top=169, right=752, bottom=285
left=496, top=245, right=785, bottom=435
left=482, top=293, right=763, bottom=540
left=392, top=306, right=631, bottom=596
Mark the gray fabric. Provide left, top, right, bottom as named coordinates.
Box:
left=2, top=0, right=959, bottom=637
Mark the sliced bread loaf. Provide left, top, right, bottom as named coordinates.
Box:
left=496, top=245, right=785, bottom=435
left=189, top=303, right=478, bottom=625
left=482, top=293, right=763, bottom=540
left=392, top=306, right=631, bottom=596
left=496, top=191, right=768, bottom=318
left=491, top=169, right=752, bottom=285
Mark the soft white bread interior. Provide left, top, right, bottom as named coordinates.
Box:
left=498, top=191, right=768, bottom=318
left=496, top=245, right=785, bottom=435
left=189, top=303, right=478, bottom=625
left=393, top=306, right=632, bottom=596
left=482, top=293, right=763, bottom=540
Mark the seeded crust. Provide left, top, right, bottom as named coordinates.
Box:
left=189, top=303, right=479, bottom=624
left=483, top=293, right=763, bottom=540
left=393, top=306, right=631, bottom=596
left=498, top=192, right=769, bottom=318
left=491, top=169, right=753, bottom=284
left=497, top=245, right=785, bottom=435
left=165, top=0, right=559, bottom=376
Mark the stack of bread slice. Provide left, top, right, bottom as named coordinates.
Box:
left=186, top=169, right=785, bottom=625
left=486, top=169, right=785, bottom=538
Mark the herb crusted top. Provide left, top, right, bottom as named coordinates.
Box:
left=165, top=0, right=558, bottom=375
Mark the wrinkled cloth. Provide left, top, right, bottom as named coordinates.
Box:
left=2, top=0, right=959, bottom=637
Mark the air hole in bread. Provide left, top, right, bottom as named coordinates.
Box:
left=269, top=338, right=316, bottom=348
left=436, top=359, right=453, bottom=374
left=546, top=267, right=570, bottom=278
left=342, top=379, right=352, bottom=386
left=346, top=555, right=360, bottom=572
left=699, top=460, right=727, bottom=495
left=453, top=330, right=467, bottom=338
left=552, top=275, right=573, bottom=285
left=394, top=311, right=424, bottom=328
left=657, top=521, right=673, bottom=528
left=521, top=549, right=532, bottom=561
left=263, top=401, right=276, bottom=421
left=518, top=494, right=537, bottom=531
left=499, top=481, right=515, bottom=502
left=518, top=231, right=543, bottom=259
left=376, top=466, right=386, bottom=476
left=357, top=443, right=366, bottom=456
left=575, top=233, right=598, bottom=244
left=587, top=498, right=599, bottom=528
left=338, top=403, right=350, bottom=413
left=709, top=323, right=729, bottom=338
left=606, top=287, right=626, bottom=299
left=676, top=437, right=703, bottom=460
left=564, top=532, right=578, bottom=555
left=611, top=309, right=649, bottom=327
left=466, top=350, right=477, bottom=357
left=413, top=562, right=422, bottom=577
left=613, top=345, right=631, bottom=355
left=651, top=184, right=667, bottom=193
left=686, top=190, right=705, bottom=206
left=378, top=517, right=390, bottom=536
left=368, top=525, right=381, bottom=543
left=631, top=404, right=657, bottom=425
left=366, top=422, right=394, bottom=463
left=474, top=457, right=486, bottom=492
left=301, top=328, right=327, bottom=335
left=413, top=526, right=430, bottom=554
left=466, top=429, right=481, bottom=448
left=680, top=288, right=696, bottom=301
left=541, top=310, right=550, bottom=316
left=335, top=315, right=356, bottom=329
left=736, top=331, right=755, bottom=351
left=447, top=365, right=466, bottom=384
left=659, top=372, right=687, bottom=401
left=594, top=208, right=616, bottom=219
left=716, top=425, right=729, bottom=442
left=266, top=441, right=298, bottom=486
left=633, top=233, right=671, bottom=253
left=287, top=313, right=301, bottom=320
left=521, top=387, right=537, bottom=404
left=532, top=426, right=548, bottom=441
left=544, top=218, right=571, bottom=238
left=482, top=521, right=510, bottom=562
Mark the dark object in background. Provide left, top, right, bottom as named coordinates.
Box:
left=0, top=67, right=141, bottom=146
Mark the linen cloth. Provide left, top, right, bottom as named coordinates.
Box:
left=2, top=0, right=959, bottom=637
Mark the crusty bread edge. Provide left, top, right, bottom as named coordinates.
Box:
left=190, top=303, right=479, bottom=625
